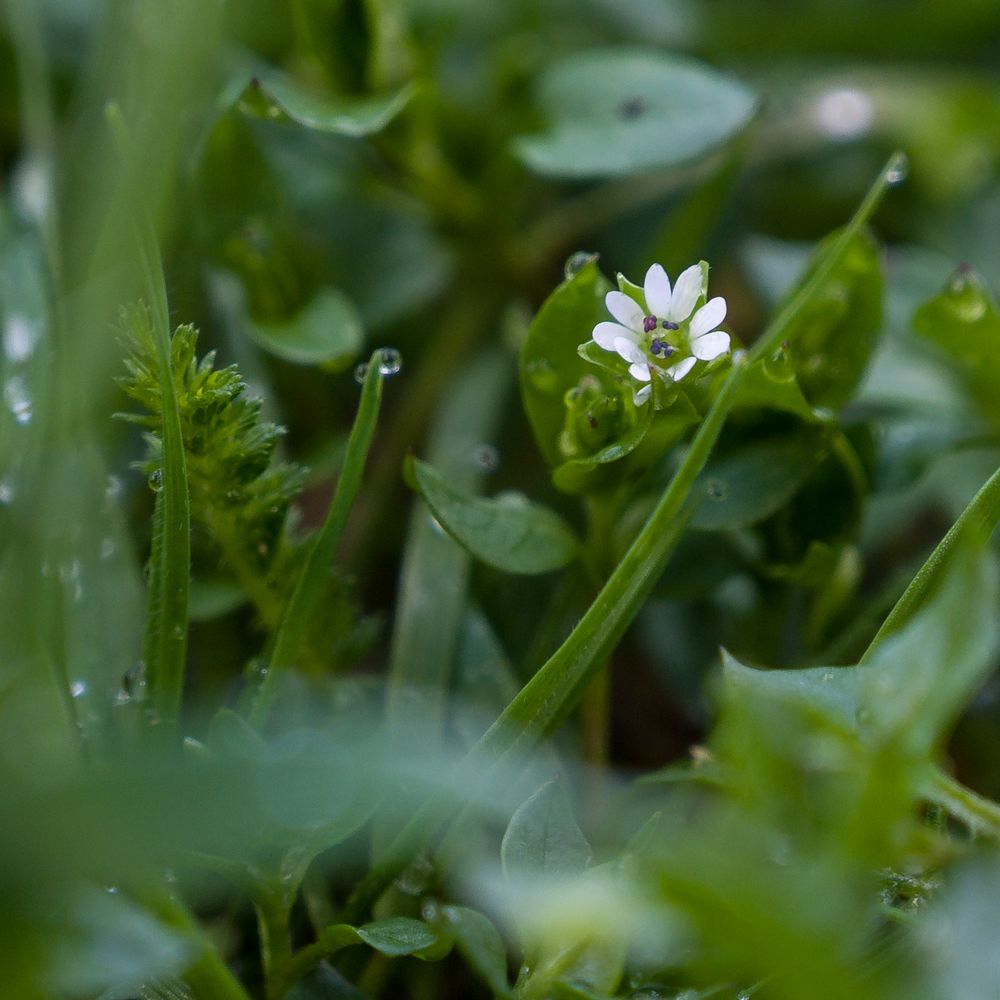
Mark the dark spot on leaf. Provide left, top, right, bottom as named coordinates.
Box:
left=617, top=97, right=647, bottom=120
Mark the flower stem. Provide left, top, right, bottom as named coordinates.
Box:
left=924, top=768, right=1000, bottom=840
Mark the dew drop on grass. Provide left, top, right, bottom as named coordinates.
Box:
left=4, top=375, right=32, bottom=425
left=70, top=679, right=88, bottom=698
left=564, top=250, right=598, bottom=279
left=100, top=537, right=116, bottom=560
left=147, top=468, right=163, bottom=492
left=885, top=152, right=909, bottom=186
left=353, top=362, right=369, bottom=384
left=0, top=479, right=14, bottom=504
left=377, top=347, right=403, bottom=376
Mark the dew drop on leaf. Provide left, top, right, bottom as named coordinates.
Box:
left=470, top=443, right=500, bottom=473
left=563, top=250, right=598, bottom=279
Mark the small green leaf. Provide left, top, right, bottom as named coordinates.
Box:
left=521, top=260, right=611, bottom=468
left=407, top=457, right=579, bottom=575
left=239, top=73, right=414, bottom=137
left=502, top=780, right=592, bottom=880
left=438, top=905, right=511, bottom=998
left=732, top=354, right=818, bottom=421
left=691, top=429, right=828, bottom=530
left=354, top=917, right=440, bottom=957
left=514, top=49, right=757, bottom=179
left=244, top=288, right=363, bottom=367
left=775, top=229, right=884, bottom=408
left=913, top=265, right=1000, bottom=427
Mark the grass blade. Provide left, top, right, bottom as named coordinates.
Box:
left=249, top=351, right=387, bottom=727
left=107, top=103, right=190, bottom=730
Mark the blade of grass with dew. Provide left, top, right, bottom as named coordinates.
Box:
left=344, top=152, right=906, bottom=920
left=249, top=351, right=386, bottom=727
left=106, top=103, right=190, bottom=729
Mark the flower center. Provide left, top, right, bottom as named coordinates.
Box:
left=649, top=338, right=674, bottom=358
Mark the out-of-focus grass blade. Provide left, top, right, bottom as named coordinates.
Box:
left=250, top=352, right=385, bottom=725
left=384, top=348, right=512, bottom=734
left=106, top=104, right=190, bottom=730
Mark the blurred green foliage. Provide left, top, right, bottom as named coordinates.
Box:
left=3, top=0, right=1000, bottom=998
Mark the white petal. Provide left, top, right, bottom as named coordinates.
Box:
left=690, top=330, right=731, bottom=361
left=689, top=296, right=727, bottom=338
left=667, top=356, right=697, bottom=382
left=633, top=384, right=652, bottom=406
left=614, top=336, right=645, bottom=365
left=605, top=290, right=644, bottom=331
left=667, top=264, right=703, bottom=322
left=643, top=263, right=672, bottom=318
left=593, top=322, right=635, bottom=351
left=629, top=362, right=652, bottom=382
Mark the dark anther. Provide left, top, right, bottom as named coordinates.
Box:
left=617, top=97, right=647, bottom=120
left=662, top=344, right=675, bottom=357
left=661, top=320, right=679, bottom=330
left=643, top=315, right=658, bottom=333
left=650, top=338, right=663, bottom=356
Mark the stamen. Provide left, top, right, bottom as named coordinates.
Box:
left=650, top=338, right=663, bottom=356
left=643, top=315, right=658, bottom=333
left=661, top=320, right=679, bottom=330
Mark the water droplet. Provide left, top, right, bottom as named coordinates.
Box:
left=885, top=152, right=909, bottom=186
left=172, top=625, right=186, bottom=641
left=705, top=478, right=728, bottom=501
left=0, top=479, right=14, bottom=504
left=428, top=515, right=446, bottom=536
left=394, top=855, right=434, bottom=896
left=376, top=347, right=402, bottom=377
left=104, top=475, right=123, bottom=503
left=70, top=679, right=88, bottom=698
left=564, top=251, right=598, bottom=279
left=12, top=157, right=50, bottom=225
left=4, top=376, right=32, bottom=425
left=470, top=443, right=500, bottom=473
left=122, top=662, right=147, bottom=699
left=3, top=314, right=38, bottom=363
left=104, top=884, right=119, bottom=895
left=99, top=537, right=116, bottom=560
left=353, top=362, right=369, bottom=384
left=147, top=469, right=163, bottom=492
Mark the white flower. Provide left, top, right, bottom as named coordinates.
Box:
left=591, top=262, right=730, bottom=404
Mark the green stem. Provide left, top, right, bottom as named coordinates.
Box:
left=142, top=886, right=252, bottom=1000
left=250, top=352, right=385, bottom=727
left=256, top=886, right=295, bottom=1000
left=343, top=153, right=904, bottom=921
left=924, top=768, right=1000, bottom=840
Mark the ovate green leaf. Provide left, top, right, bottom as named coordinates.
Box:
left=243, top=287, right=362, bottom=368
left=406, top=458, right=579, bottom=574
left=514, top=50, right=757, bottom=179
